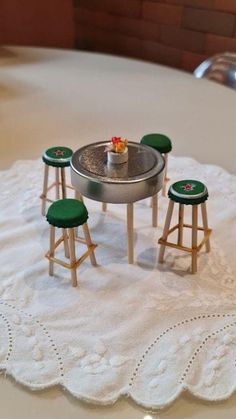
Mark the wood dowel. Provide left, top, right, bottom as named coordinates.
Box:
left=158, top=239, right=193, bottom=253
left=49, top=225, right=55, bottom=276
left=75, top=190, right=84, bottom=202
left=82, top=223, right=97, bottom=266
left=74, top=226, right=78, bottom=239
left=41, top=164, right=49, bottom=216
left=201, top=202, right=211, bottom=252
left=162, top=153, right=169, bottom=197
left=63, top=228, right=70, bottom=258
left=46, top=246, right=96, bottom=269
left=127, top=203, right=134, bottom=264
left=191, top=205, right=198, bottom=274
left=177, top=204, right=184, bottom=246
left=102, top=202, right=107, bottom=212
left=68, top=228, right=77, bottom=287
left=55, top=167, right=60, bottom=200
left=61, top=167, right=67, bottom=199
left=152, top=193, right=158, bottom=227
left=158, top=200, right=174, bottom=263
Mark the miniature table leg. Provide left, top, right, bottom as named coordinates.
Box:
left=162, top=154, right=170, bottom=196
left=127, top=203, right=134, bottom=264
left=152, top=193, right=158, bottom=227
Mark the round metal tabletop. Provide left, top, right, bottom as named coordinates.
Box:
left=71, top=141, right=165, bottom=204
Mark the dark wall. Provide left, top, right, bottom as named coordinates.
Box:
left=1, top=1, right=236, bottom=71
left=74, top=0, right=236, bottom=71
left=0, top=0, right=75, bottom=48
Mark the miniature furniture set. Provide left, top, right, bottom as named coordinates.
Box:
left=41, top=136, right=212, bottom=284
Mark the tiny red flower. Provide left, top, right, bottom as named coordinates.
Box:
left=111, top=137, right=121, bottom=144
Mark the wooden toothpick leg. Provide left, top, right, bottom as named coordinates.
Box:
left=41, top=164, right=49, bottom=216
left=49, top=225, right=55, bottom=276
left=177, top=204, right=184, bottom=246
left=102, top=203, right=107, bottom=212
left=152, top=193, right=158, bottom=227
left=158, top=200, right=174, bottom=263
left=68, top=228, right=77, bottom=287
left=191, top=205, right=198, bottom=274
left=61, top=167, right=67, bottom=199
left=55, top=167, right=60, bottom=200
left=162, top=153, right=168, bottom=197
left=74, top=191, right=84, bottom=237
left=82, top=223, right=97, bottom=266
left=201, top=202, right=211, bottom=252
left=127, top=203, right=134, bottom=264
left=63, top=228, right=70, bottom=258
left=75, top=190, right=84, bottom=202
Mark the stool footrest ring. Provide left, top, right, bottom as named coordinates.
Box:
left=158, top=226, right=212, bottom=254
left=45, top=243, right=97, bottom=270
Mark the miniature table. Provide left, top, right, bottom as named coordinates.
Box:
left=71, top=141, right=165, bottom=263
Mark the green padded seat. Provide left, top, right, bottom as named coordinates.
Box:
left=140, top=133, right=172, bottom=154
left=168, top=180, right=208, bottom=205
left=46, top=199, right=88, bottom=228
left=42, top=146, right=73, bottom=168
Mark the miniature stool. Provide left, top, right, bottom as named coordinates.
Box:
left=158, top=180, right=212, bottom=274
left=140, top=133, right=172, bottom=197
left=45, top=198, right=97, bottom=287
left=40, top=146, right=74, bottom=216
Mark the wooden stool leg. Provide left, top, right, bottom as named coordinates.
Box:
left=41, top=164, right=49, bottom=216
left=152, top=193, right=158, bottom=227
left=75, top=190, right=84, bottom=202
left=68, top=228, right=77, bottom=287
left=162, top=154, right=168, bottom=197
left=61, top=167, right=67, bottom=199
left=177, top=204, right=184, bottom=246
left=201, top=202, right=211, bottom=252
left=82, top=223, right=97, bottom=266
left=158, top=200, right=174, bottom=263
left=63, top=228, right=70, bottom=258
left=127, top=203, right=134, bottom=264
left=191, top=205, right=198, bottom=274
left=74, top=191, right=84, bottom=237
left=102, top=203, right=107, bottom=212
left=49, top=225, right=55, bottom=276
left=55, top=168, right=60, bottom=200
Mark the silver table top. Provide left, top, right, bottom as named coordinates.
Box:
left=71, top=141, right=165, bottom=204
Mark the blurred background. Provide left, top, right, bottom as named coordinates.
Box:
left=1, top=0, right=236, bottom=72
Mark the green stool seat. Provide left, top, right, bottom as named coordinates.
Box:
left=43, top=146, right=73, bottom=168
left=168, top=180, right=208, bottom=205
left=47, top=199, right=88, bottom=228
left=140, top=133, right=172, bottom=154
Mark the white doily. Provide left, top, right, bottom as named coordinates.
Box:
left=0, top=155, right=236, bottom=409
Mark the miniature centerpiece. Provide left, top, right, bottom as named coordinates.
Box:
left=106, top=137, right=128, bottom=164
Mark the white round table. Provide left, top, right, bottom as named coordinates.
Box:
left=1, top=46, right=236, bottom=419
